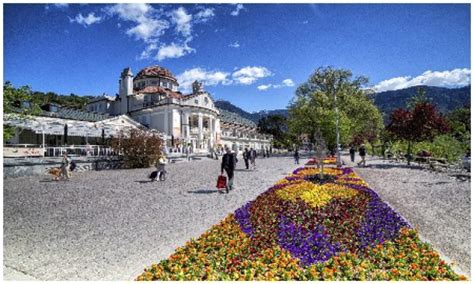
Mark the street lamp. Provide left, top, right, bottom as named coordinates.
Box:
left=333, top=86, right=342, bottom=167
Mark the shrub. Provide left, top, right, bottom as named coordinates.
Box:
left=109, top=128, right=163, bottom=168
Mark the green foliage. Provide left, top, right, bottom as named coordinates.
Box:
left=3, top=82, right=42, bottom=141
left=288, top=66, right=383, bottom=150
left=257, top=114, right=292, bottom=148
left=387, top=136, right=465, bottom=163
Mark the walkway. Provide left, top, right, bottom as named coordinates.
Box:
left=3, top=156, right=300, bottom=280
left=343, top=153, right=470, bottom=277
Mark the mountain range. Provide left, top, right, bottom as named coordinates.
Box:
left=215, top=85, right=471, bottom=123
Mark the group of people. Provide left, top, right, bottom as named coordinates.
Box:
left=349, top=144, right=366, bottom=167
left=219, top=146, right=263, bottom=193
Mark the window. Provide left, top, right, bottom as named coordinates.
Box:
left=204, top=97, right=209, bottom=105
left=194, top=99, right=199, bottom=104
left=151, top=80, right=157, bottom=85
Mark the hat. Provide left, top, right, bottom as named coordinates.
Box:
left=361, top=144, right=365, bottom=147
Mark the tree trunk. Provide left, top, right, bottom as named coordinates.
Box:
left=407, top=140, right=412, bottom=166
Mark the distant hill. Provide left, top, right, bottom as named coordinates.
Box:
left=374, top=85, right=471, bottom=121
left=214, top=100, right=289, bottom=123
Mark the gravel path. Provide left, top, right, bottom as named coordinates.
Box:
left=343, top=153, right=471, bottom=277
left=3, top=156, right=300, bottom=281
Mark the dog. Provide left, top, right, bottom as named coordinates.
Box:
left=48, top=167, right=62, bottom=181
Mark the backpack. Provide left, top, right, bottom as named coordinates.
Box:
left=70, top=161, right=77, bottom=171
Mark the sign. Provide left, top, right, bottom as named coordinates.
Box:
left=4, top=147, right=44, bottom=157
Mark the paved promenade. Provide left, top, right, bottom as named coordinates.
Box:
left=4, top=156, right=300, bottom=280
left=343, top=153, right=471, bottom=277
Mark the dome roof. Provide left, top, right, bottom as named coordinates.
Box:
left=134, top=65, right=177, bottom=82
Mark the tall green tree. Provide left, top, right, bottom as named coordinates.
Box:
left=257, top=114, right=291, bottom=148
left=288, top=66, right=383, bottom=151
left=3, top=82, right=42, bottom=141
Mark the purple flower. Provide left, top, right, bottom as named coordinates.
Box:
left=278, top=216, right=341, bottom=266
left=354, top=186, right=411, bottom=249
left=234, top=201, right=254, bottom=237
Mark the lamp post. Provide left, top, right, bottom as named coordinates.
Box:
left=333, top=86, right=341, bottom=167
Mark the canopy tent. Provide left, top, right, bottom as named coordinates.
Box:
left=3, top=113, right=168, bottom=142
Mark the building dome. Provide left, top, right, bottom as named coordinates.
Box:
left=134, top=65, right=177, bottom=83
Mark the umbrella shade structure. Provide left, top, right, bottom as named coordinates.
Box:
left=3, top=113, right=168, bottom=145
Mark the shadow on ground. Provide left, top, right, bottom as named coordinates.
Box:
left=187, top=189, right=218, bottom=194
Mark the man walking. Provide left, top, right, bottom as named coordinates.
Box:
left=349, top=145, right=356, bottom=163
left=357, top=144, right=366, bottom=167
left=243, top=148, right=250, bottom=170
left=249, top=148, right=257, bottom=170
left=221, top=146, right=237, bottom=193
left=294, top=148, right=300, bottom=165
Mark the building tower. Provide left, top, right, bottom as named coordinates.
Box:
left=119, top=67, right=133, bottom=114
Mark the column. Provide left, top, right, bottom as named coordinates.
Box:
left=198, top=113, right=203, bottom=142
left=209, top=117, right=214, bottom=148
left=164, top=109, right=169, bottom=135
left=184, top=111, right=190, bottom=142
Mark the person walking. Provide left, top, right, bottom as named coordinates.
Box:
left=243, top=148, right=250, bottom=170
left=155, top=155, right=167, bottom=181
left=294, top=148, right=300, bottom=165
left=61, top=152, right=72, bottom=180
left=249, top=147, right=257, bottom=170
left=266, top=147, right=270, bottom=158
left=185, top=144, right=191, bottom=162
left=357, top=144, right=366, bottom=167
left=349, top=145, right=356, bottom=163
left=221, top=146, right=237, bottom=193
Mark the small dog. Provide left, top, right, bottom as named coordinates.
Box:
left=48, top=167, right=62, bottom=181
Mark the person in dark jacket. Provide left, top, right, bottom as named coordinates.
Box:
left=294, top=148, right=300, bottom=164
left=243, top=148, right=250, bottom=170
left=221, top=147, right=237, bottom=193
left=357, top=144, right=366, bottom=167
left=349, top=145, right=356, bottom=162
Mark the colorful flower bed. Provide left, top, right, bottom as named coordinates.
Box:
left=137, top=165, right=466, bottom=281
left=306, top=157, right=337, bottom=165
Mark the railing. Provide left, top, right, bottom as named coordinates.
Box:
left=44, top=145, right=117, bottom=157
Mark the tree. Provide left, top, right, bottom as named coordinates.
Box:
left=387, top=102, right=450, bottom=165
left=109, top=128, right=163, bottom=168
left=3, top=82, right=42, bottom=141
left=257, top=114, right=291, bottom=148
left=288, top=66, right=383, bottom=151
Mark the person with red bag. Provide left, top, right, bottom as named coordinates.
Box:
left=220, top=146, right=237, bottom=193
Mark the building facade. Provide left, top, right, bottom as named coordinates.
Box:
left=87, top=65, right=272, bottom=153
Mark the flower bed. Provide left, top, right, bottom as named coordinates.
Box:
left=306, top=157, right=337, bottom=165
left=137, top=166, right=466, bottom=281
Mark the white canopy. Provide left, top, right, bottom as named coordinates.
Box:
left=3, top=113, right=167, bottom=139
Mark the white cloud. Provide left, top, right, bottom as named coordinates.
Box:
left=195, top=8, right=215, bottom=23
left=138, top=43, right=158, bottom=60
left=177, top=68, right=231, bottom=93
left=232, top=66, right=272, bottom=85
left=374, top=68, right=471, bottom=92
left=230, top=4, right=244, bottom=16
left=229, top=41, right=240, bottom=48
left=156, top=42, right=195, bottom=61
left=107, top=4, right=169, bottom=42
left=54, top=3, right=69, bottom=8
left=257, top=79, right=295, bottom=91
left=257, top=84, right=272, bottom=91
left=282, top=79, right=295, bottom=87
left=170, top=7, right=193, bottom=38
left=69, top=13, right=102, bottom=27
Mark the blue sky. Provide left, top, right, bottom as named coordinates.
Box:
left=4, top=3, right=471, bottom=112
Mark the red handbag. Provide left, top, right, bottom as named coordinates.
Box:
left=216, top=175, right=227, bottom=189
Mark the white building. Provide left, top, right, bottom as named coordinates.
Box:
left=87, top=65, right=272, bottom=153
